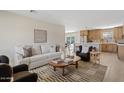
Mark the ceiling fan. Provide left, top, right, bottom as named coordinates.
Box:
left=30, top=10, right=37, bottom=13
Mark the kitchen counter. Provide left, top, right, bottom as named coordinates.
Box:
left=87, top=42, right=117, bottom=44
left=80, top=42, right=100, bottom=51
left=85, top=42, right=117, bottom=53
left=101, top=42, right=117, bottom=44
left=117, top=44, right=124, bottom=46
left=117, top=43, right=124, bottom=61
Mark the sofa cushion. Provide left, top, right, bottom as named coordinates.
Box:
left=23, top=45, right=32, bottom=58
left=32, top=45, right=42, bottom=56
left=30, top=54, right=48, bottom=62
left=15, top=47, right=24, bottom=56
left=23, top=47, right=32, bottom=58
left=41, top=45, right=50, bottom=54
left=19, top=57, right=30, bottom=65
left=47, top=52, right=61, bottom=58
left=50, top=45, right=56, bottom=53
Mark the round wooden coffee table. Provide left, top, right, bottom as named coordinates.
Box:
left=49, top=61, right=68, bottom=76
left=48, top=56, right=80, bottom=76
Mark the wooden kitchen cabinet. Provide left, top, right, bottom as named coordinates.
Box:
left=101, top=44, right=112, bottom=52
left=80, top=30, right=88, bottom=36
left=107, top=44, right=113, bottom=52
left=101, top=44, right=117, bottom=53
left=112, top=44, right=117, bottom=53
left=88, top=29, right=101, bottom=41
left=101, top=44, right=107, bottom=52
left=113, top=26, right=123, bottom=40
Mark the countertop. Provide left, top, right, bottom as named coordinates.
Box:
left=117, top=44, right=124, bottom=46
left=101, top=42, right=117, bottom=44
left=86, top=42, right=117, bottom=44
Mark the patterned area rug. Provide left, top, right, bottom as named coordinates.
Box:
left=30, top=61, right=107, bottom=82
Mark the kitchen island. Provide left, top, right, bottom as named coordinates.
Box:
left=117, top=43, right=124, bottom=61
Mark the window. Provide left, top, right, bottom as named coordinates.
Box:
left=67, top=37, right=70, bottom=44
left=70, top=37, right=75, bottom=44
left=102, top=30, right=113, bottom=42
left=66, top=36, right=75, bottom=44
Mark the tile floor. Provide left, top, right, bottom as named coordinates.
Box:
left=100, top=52, right=124, bottom=82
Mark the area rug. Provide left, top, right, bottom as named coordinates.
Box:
left=30, top=61, right=107, bottom=82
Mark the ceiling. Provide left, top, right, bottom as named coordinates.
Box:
left=9, top=10, right=124, bottom=32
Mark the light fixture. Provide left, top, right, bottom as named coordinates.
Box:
left=30, top=10, right=37, bottom=13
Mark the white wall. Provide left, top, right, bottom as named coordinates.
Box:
left=65, top=31, right=80, bottom=43
left=0, top=11, right=65, bottom=66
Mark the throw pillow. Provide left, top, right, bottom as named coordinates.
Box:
left=23, top=47, right=32, bottom=58
left=32, top=45, right=42, bottom=56
left=81, top=46, right=89, bottom=53
left=56, top=45, right=60, bottom=52
left=41, top=45, right=50, bottom=54
left=50, top=45, right=56, bottom=52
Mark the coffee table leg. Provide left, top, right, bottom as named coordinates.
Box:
left=62, top=67, right=65, bottom=76
left=53, top=66, right=56, bottom=71
left=76, top=61, right=78, bottom=69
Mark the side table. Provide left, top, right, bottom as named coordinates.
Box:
left=90, top=51, right=100, bottom=64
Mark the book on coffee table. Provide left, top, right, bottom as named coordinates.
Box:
left=64, top=58, right=73, bottom=64
left=52, top=59, right=63, bottom=64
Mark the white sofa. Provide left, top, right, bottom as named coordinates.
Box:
left=15, top=43, right=61, bottom=69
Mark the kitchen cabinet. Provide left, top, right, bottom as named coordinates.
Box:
left=117, top=44, right=124, bottom=60
left=80, top=30, right=88, bottom=36
left=107, top=44, right=113, bottom=52
left=113, top=44, right=117, bottom=53
left=88, top=29, right=101, bottom=41
left=101, top=44, right=117, bottom=53
left=101, top=44, right=107, bottom=52
left=113, top=26, right=123, bottom=40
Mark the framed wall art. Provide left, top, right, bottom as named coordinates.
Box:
left=34, top=29, right=47, bottom=43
